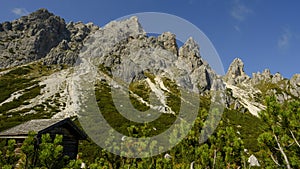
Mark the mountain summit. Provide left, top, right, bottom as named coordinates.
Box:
left=224, top=58, right=249, bottom=85
left=0, top=8, right=299, bottom=119
left=0, top=8, right=98, bottom=68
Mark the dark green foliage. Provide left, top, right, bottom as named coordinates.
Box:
left=38, top=134, right=65, bottom=168
left=1, top=62, right=299, bottom=168
left=222, top=109, right=267, bottom=152
left=2, top=99, right=297, bottom=168
left=144, top=71, right=155, bottom=83
left=129, top=80, right=150, bottom=111
left=95, top=81, right=176, bottom=137
left=8, top=67, right=31, bottom=76
left=0, top=62, right=62, bottom=131
left=8, top=48, right=15, bottom=54
left=0, top=85, right=43, bottom=113
left=0, top=139, right=20, bottom=168
left=98, top=64, right=112, bottom=77
left=0, top=63, right=56, bottom=104
left=0, top=133, right=67, bottom=169
left=0, top=76, right=35, bottom=104
left=162, top=77, right=181, bottom=114
left=20, top=131, right=37, bottom=168
left=0, top=83, right=52, bottom=132
left=257, top=97, right=300, bottom=168
left=75, top=114, right=246, bottom=168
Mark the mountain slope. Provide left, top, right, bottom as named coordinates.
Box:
left=0, top=9, right=299, bottom=155
left=224, top=58, right=300, bottom=116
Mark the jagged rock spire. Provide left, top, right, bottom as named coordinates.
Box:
left=179, top=37, right=200, bottom=58
left=0, top=8, right=69, bottom=68
left=224, top=58, right=249, bottom=85
left=177, top=37, right=205, bottom=69
left=102, top=16, right=145, bottom=37
left=290, top=74, right=300, bottom=97
left=158, top=32, right=178, bottom=55
left=27, top=8, right=53, bottom=20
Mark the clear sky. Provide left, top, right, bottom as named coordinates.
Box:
left=0, top=0, right=299, bottom=78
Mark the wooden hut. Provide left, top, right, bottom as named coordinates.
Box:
left=0, top=118, right=87, bottom=159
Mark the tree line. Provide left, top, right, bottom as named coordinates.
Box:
left=0, top=97, right=299, bottom=168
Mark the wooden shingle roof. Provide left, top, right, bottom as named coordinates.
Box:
left=0, top=118, right=87, bottom=139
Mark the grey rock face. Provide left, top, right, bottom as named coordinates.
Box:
left=224, top=58, right=249, bottom=85
left=79, top=16, right=222, bottom=93
left=0, top=9, right=223, bottom=96
left=290, top=74, right=300, bottom=97
left=0, top=9, right=70, bottom=68
left=262, top=69, right=271, bottom=78
left=277, top=92, right=291, bottom=103
left=43, top=22, right=99, bottom=65
left=252, top=69, right=286, bottom=86
left=224, top=57, right=299, bottom=112
left=271, top=72, right=283, bottom=84
left=251, top=69, right=272, bottom=84
left=0, top=8, right=99, bottom=68
left=178, top=38, right=205, bottom=69
left=1, top=8, right=298, bottom=118
left=158, top=32, right=178, bottom=55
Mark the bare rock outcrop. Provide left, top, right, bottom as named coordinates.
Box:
left=158, top=32, right=178, bottom=55
left=80, top=16, right=222, bottom=93
left=0, top=8, right=99, bottom=68
left=0, top=8, right=70, bottom=68
left=290, top=74, right=300, bottom=97
left=1, top=9, right=297, bottom=118
left=224, top=58, right=249, bottom=85
left=43, top=22, right=99, bottom=65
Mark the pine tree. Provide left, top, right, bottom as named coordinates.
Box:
left=258, top=96, right=300, bottom=168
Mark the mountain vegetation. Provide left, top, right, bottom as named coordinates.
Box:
left=0, top=98, right=299, bottom=168
left=0, top=9, right=299, bottom=168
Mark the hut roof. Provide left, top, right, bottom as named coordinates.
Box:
left=0, top=118, right=87, bottom=139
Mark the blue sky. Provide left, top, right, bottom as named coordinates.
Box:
left=0, top=0, right=299, bottom=78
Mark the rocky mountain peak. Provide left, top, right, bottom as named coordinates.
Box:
left=0, top=8, right=100, bottom=68
left=227, top=58, right=245, bottom=77
left=0, top=9, right=298, bottom=120
left=103, top=16, right=145, bottom=37
left=176, top=37, right=206, bottom=70
left=262, top=69, right=271, bottom=77
left=251, top=69, right=271, bottom=83
left=0, top=8, right=70, bottom=68
left=251, top=69, right=285, bottom=85
left=179, top=37, right=200, bottom=58
left=11, top=8, right=67, bottom=36
left=272, top=72, right=284, bottom=83
left=158, top=32, right=178, bottom=55
left=26, top=8, right=53, bottom=21
left=224, top=58, right=249, bottom=85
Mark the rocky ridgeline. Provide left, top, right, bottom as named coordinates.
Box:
left=0, top=9, right=298, bottom=117
left=81, top=16, right=223, bottom=94
left=0, top=8, right=98, bottom=68
left=224, top=58, right=300, bottom=109
left=224, top=58, right=249, bottom=85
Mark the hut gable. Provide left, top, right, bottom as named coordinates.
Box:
left=0, top=118, right=86, bottom=139
left=0, top=118, right=62, bottom=138
left=0, top=118, right=87, bottom=159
